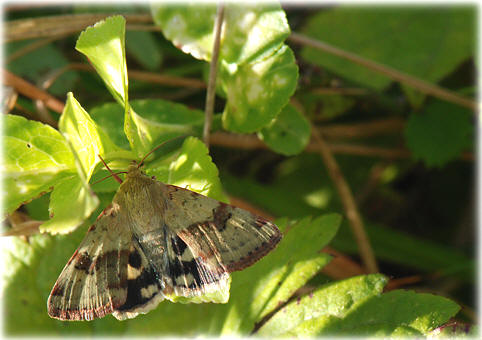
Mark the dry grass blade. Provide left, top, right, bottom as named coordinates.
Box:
left=203, top=3, right=225, bottom=147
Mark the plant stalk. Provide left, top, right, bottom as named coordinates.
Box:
left=203, top=2, right=225, bottom=148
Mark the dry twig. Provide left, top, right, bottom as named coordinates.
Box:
left=5, top=13, right=153, bottom=42
left=209, top=132, right=474, bottom=161
left=3, top=69, right=65, bottom=114
left=203, top=3, right=225, bottom=147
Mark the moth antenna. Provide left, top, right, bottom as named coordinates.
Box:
left=98, top=155, right=123, bottom=184
left=137, top=134, right=188, bottom=168
left=92, top=172, right=128, bottom=185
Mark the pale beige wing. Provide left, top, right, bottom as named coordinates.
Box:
left=163, top=184, right=282, bottom=273
left=47, top=203, right=130, bottom=321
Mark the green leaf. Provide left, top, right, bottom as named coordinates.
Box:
left=318, top=290, right=461, bottom=336
left=38, top=92, right=132, bottom=234
left=221, top=44, right=298, bottom=133
left=125, top=30, right=162, bottom=71
left=257, top=273, right=388, bottom=336
left=124, top=106, right=159, bottom=157
left=218, top=214, right=341, bottom=335
left=152, top=4, right=297, bottom=133
left=90, top=99, right=205, bottom=157
left=75, top=15, right=128, bottom=106
left=151, top=3, right=290, bottom=65
left=24, top=193, right=50, bottom=221
left=75, top=16, right=149, bottom=156
left=258, top=104, right=311, bottom=155
left=333, top=221, right=475, bottom=283
left=221, top=3, right=290, bottom=65
left=404, top=100, right=473, bottom=167
left=151, top=3, right=216, bottom=61
left=89, top=103, right=130, bottom=149
left=39, top=176, right=99, bottom=234
left=301, top=7, right=475, bottom=90
left=3, top=114, right=75, bottom=214
left=166, top=136, right=228, bottom=202
left=59, top=93, right=129, bottom=180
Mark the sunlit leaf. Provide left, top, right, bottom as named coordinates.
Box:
left=59, top=93, right=129, bottom=180
left=316, top=290, right=460, bottom=336
left=75, top=15, right=128, bottom=106
left=90, top=99, right=205, bottom=152
left=167, top=136, right=228, bottom=202
left=221, top=44, right=298, bottom=133
left=39, top=176, right=99, bottom=234
left=151, top=3, right=290, bottom=65
left=3, top=115, right=75, bottom=214
left=257, top=274, right=388, bottom=336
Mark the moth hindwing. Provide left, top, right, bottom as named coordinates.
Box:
left=47, top=163, right=282, bottom=321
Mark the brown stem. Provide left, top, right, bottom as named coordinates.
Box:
left=320, top=247, right=366, bottom=279
left=209, top=132, right=474, bottom=161
left=289, top=32, right=477, bottom=111
left=312, top=87, right=368, bottom=96
left=312, top=128, right=378, bottom=273
left=3, top=86, right=18, bottom=113
left=129, top=69, right=206, bottom=89
left=3, top=69, right=65, bottom=114
left=319, top=117, right=405, bottom=139
left=313, top=143, right=411, bottom=158
left=203, top=2, right=225, bottom=147
left=3, top=211, right=42, bottom=237
left=385, top=275, right=423, bottom=291
left=5, top=13, right=153, bottom=42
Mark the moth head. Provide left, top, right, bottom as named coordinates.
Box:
left=126, top=163, right=143, bottom=178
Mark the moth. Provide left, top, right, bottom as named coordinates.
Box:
left=47, top=156, right=282, bottom=321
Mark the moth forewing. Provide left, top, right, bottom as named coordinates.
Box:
left=47, top=161, right=282, bottom=321
left=47, top=203, right=130, bottom=321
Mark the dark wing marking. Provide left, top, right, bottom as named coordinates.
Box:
left=131, top=224, right=230, bottom=303
left=165, top=229, right=230, bottom=302
left=112, top=240, right=164, bottom=320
